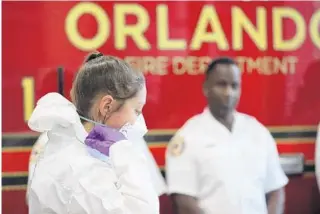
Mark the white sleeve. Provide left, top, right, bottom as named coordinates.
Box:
left=66, top=140, right=159, bottom=214
left=109, top=140, right=160, bottom=214
left=28, top=133, right=48, bottom=178
left=135, top=137, right=167, bottom=196
left=263, top=128, right=289, bottom=193
left=165, top=133, right=199, bottom=197
left=27, top=133, right=48, bottom=205
left=70, top=164, right=156, bottom=214
left=315, top=124, right=320, bottom=191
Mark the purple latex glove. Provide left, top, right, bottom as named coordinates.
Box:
left=85, top=125, right=127, bottom=156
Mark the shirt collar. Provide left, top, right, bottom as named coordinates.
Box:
left=202, top=106, right=239, bottom=133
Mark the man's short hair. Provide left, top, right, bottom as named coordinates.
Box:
left=205, top=57, right=237, bottom=80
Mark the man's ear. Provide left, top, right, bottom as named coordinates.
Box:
left=202, top=82, right=208, bottom=97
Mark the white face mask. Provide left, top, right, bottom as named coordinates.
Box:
left=120, top=115, right=148, bottom=141
left=80, top=114, right=148, bottom=141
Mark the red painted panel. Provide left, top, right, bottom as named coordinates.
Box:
left=2, top=152, right=31, bottom=172
left=278, top=143, right=316, bottom=160
left=2, top=190, right=28, bottom=214
left=2, top=1, right=320, bottom=133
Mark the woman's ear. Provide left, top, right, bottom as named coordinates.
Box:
left=99, top=95, right=114, bottom=118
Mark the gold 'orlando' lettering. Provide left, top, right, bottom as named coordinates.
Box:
left=65, top=2, right=320, bottom=51
left=65, top=2, right=111, bottom=51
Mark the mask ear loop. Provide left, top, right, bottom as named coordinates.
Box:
left=100, top=97, right=126, bottom=125
left=101, top=98, right=127, bottom=124
left=102, top=113, right=108, bottom=125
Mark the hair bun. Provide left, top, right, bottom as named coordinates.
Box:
left=84, top=51, right=103, bottom=63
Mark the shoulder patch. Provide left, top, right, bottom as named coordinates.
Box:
left=167, top=134, right=185, bottom=156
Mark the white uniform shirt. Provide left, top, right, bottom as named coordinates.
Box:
left=315, top=123, right=320, bottom=191
left=166, top=108, right=288, bottom=214
left=27, top=93, right=159, bottom=214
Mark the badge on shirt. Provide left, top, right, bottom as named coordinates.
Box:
left=168, top=134, right=185, bottom=156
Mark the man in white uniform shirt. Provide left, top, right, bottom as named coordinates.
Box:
left=165, top=57, right=288, bottom=214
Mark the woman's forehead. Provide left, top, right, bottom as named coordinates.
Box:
left=127, top=86, right=147, bottom=106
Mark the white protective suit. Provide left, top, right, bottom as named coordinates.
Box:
left=316, top=123, right=320, bottom=191
left=27, top=115, right=167, bottom=199
left=27, top=92, right=160, bottom=214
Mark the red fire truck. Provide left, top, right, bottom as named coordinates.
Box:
left=2, top=1, right=320, bottom=214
